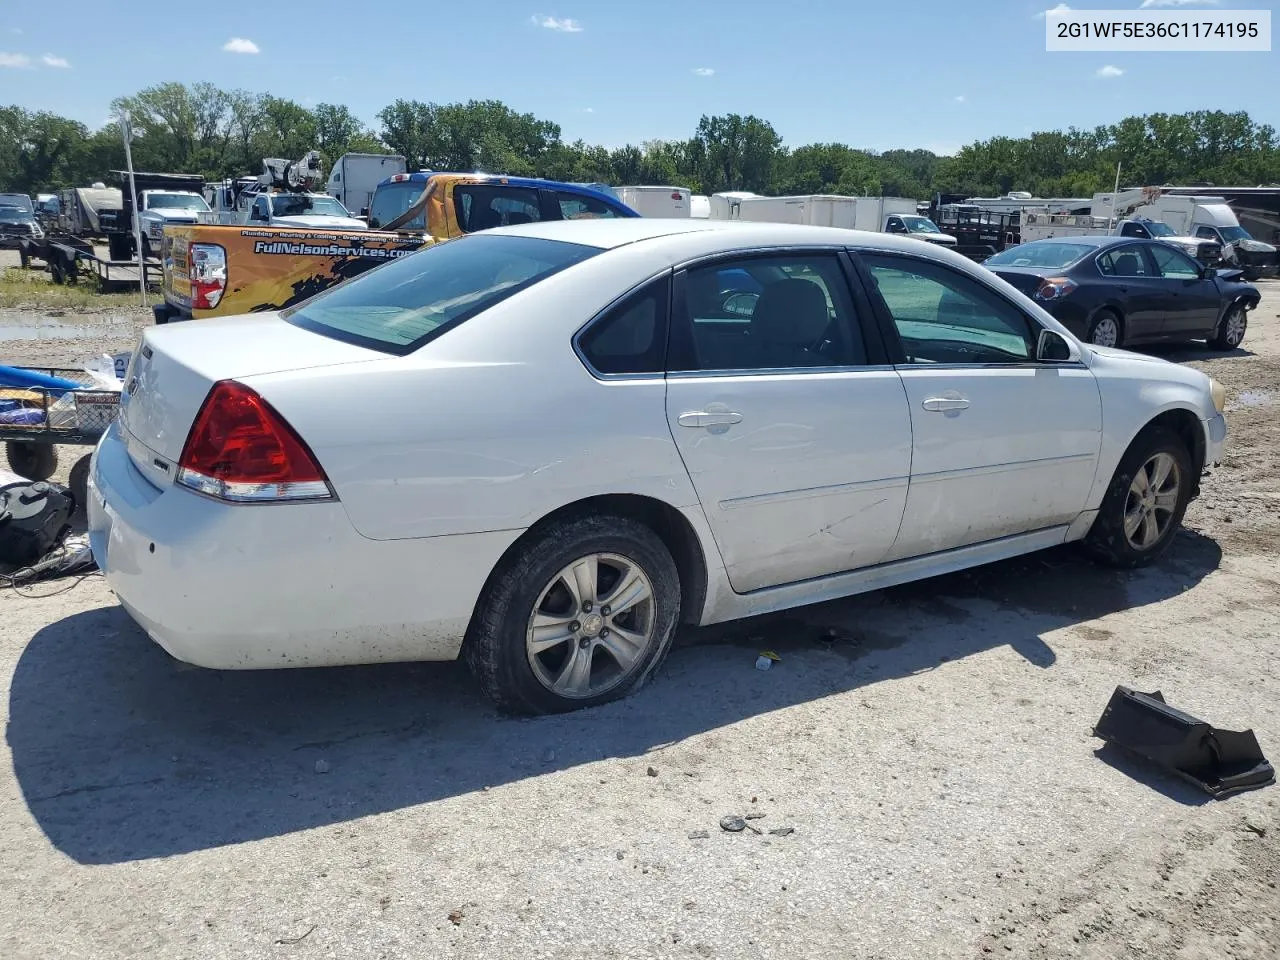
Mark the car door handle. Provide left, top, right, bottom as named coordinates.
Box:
left=677, top=410, right=743, bottom=428
left=921, top=397, right=970, bottom=412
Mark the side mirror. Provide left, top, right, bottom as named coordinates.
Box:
left=1201, top=265, right=1216, bottom=280
left=1036, top=328, right=1074, bottom=362
left=360, top=207, right=369, bottom=217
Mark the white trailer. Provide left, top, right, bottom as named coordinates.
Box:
left=615, top=186, right=691, bottom=217
left=690, top=194, right=710, bottom=219
left=708, top=192, right=760, bottom=219
left=326, top=153, right=407, bottom=218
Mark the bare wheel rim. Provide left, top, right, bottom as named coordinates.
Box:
left=526, top=552, right=656, bottom=699
left=1123, top=452, right=1181, bottom=551
left=1223, top=307, right=1246, bottom=347
left=1091, top=315, right=1119, bottom=347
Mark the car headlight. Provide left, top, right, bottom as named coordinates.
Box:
left=1209, top=378, right=1226, bottom=414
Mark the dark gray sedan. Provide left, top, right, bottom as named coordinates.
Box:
left=985, top=236, right=1261, bottom=350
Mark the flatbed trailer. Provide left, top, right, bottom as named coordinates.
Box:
left=16, top=234, right=161, bottom=290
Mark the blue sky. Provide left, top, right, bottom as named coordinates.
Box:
left=1, top=0, right=1275, bottom=155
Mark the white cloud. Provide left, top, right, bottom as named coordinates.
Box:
left=41, top=53, right=69, bottom=68
left=531, top=15, right=583, bottom=32
left=1036, top=3, right=1071, bottom=18
left=954, top=95, right=966, bottom=103
left=9, top=27, right=22, bottom=34
left=582, top=107, right=594, bottom=113
left=693, top=67, right=715, bottom=76
left=0, top=52, right=31, bottom=68
left=1140, top=0, right=1218, bottom=7
left=222, top=37, right=260, bottom=54
left=1096, top=64, right=1125, bottom=77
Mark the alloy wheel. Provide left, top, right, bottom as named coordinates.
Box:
left=1223, top=307, right=1247, bottom=348
left=1090, top=315, right=1119, bottom=347
left=1123, top=452, right=1181, bottom=551
left=525, top=552, right=656, bottom=699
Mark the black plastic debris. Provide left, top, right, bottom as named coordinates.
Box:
left=1093, top=686, right=1274, bottom=798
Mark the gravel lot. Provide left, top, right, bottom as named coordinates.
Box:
left=2, top=252, right=1278, bottom=959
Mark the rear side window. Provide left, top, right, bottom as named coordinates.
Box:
left=1097, top=247, right=1151, bottom=277
left=283, top=235, right=599, bottom=355
left=368, top=181, right=425, bottom=231
left=455, top=186, right=543, bottom=232
left=577, top=277, right=670, bottom=376
left=558, top=191, right=623, bottom=220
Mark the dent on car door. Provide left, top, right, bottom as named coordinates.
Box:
left=664, top=251, right=913, bottom=594
left=857, top=252, right=1102, bottom=560
left=1146, top=242, right=1221, bottom=337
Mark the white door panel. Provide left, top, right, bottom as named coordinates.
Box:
left=666, top=371, right=912, bottom=593
left=887, top=365, right=1102, bottom=559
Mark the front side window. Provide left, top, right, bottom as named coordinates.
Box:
left=557, top=191, right=622, bottom=221
left=283, top=235, right=599, bottom=355
left=250, top=197, right=269, bottom=221
left=455, top=186, right=543, bottom=232
left=863, top=254, right=1036, bottom=364
left=1195, top=226, right=1221, bottom=241
left=577, top=277, right=669, bottom=375
left=671, top=254, right=866, bottom=372
left=1147, top=243, right=1201, bottom=279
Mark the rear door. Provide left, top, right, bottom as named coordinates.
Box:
left=1146, top=242, right=1221, bottom=338
left=452, top=183, right=543, bottom=235
left=664, top=250, right=913, bottom=593
left=1094, top=243, right=1166, bottom=340
left=859, top=251, right=1101, bottom=560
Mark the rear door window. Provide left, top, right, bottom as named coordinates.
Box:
left=455, top=185, right=543, bottom=232
left=557, top=191, right=624, bottom=220
left=283, top=234, right=598, bottom=355
left=1097, top=246, right=1152, bottom=277
left=368, top=181, right=426, bottom=231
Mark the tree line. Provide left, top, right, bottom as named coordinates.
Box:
left=2, top=83, right=1278, bottom=201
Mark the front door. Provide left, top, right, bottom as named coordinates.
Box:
left=858, top=252, right=1102, bottom=560
left=665, top=251, right=913, bottom=594
left=1145, top=242, right=1222, bottom=339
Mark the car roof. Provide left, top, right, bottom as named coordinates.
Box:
left=377, top=172, right=618, bottom=199
left=488, top=217, right=977, bottom=258
left=1016, top=235, right=1134, bottom=249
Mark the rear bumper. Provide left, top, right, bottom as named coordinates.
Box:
left=87, top=423, right=522, bottom=669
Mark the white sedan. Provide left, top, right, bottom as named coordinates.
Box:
left=88, top=219, right=1228, bottom=713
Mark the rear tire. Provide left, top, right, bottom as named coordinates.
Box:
left=68, top=454, right=92, bottom=516
left=464, top=513, right=681, bottom=715
left=1207, top=302, right=1247, bottom=351
left=49, top=255, right=65, bottom=285
left=6, top=441, right=58, bottom=482
left=1084, top=426, right=1192, bottom=568
left=1086, top=309, right=1123, bottom=348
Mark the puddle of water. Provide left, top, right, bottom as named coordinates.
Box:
left=0, top=322, right=131, bottom=341
left=1235, top=390, right=1276, bottom=408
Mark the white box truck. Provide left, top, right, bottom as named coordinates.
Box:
left=615, top=186, right=691, bottom=217
left=712, top=194, right=858, bottom=227
left=856, top=197, right=956, bottom=247
left=326, top=153, right=407, bottom=218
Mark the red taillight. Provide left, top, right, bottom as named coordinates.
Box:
left=671, top=192, right=682, bottom=201
left=190, top=242, right=227, bottom=310
left=176, top=381, right=332, bottom=503
left=1035, top=276, right=1078, bottom=301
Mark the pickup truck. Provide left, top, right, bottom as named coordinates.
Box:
left=156, top=174, right=636, bottom=323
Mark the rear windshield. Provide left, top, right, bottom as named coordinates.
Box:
left=282, top=234, right=599, bottom=355
left=985, top=242, right=1095, bottom=268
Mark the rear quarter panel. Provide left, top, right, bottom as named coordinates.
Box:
left=164, top=223, right=431, bottom=318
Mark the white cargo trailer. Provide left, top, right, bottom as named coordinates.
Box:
left=326, top=153, right=407, bottom=217
left=615, top=186, right=691, bottom=217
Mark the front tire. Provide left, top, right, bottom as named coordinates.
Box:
left=1086, top=309, right=1123, bottom=348
left=1085, top=427, right=1192, bottom=568
left=464, top=514, right=681, bottom=715
left=1208, top=302, right=1247, bottom=351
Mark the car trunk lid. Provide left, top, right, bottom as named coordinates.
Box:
left=988, top=266, right=1047, bottom=298
left=120, top=312, right=382, bottom=467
